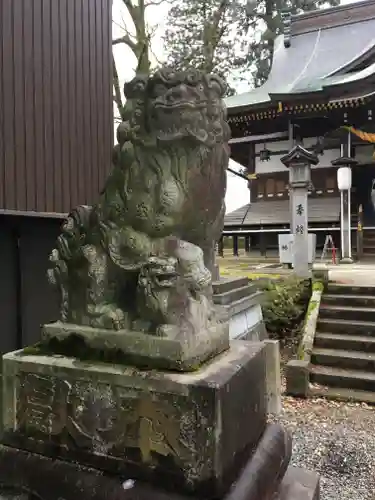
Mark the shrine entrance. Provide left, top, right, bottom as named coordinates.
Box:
left=352, top=164, right=375, bottom=225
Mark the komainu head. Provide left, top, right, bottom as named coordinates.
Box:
left=123, top=68, right=231, bottom=148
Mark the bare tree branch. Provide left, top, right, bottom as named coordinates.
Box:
left=112, top=18, right=127, bottom=32
left=145, top=0, right=177, bottom=7
left=122, top=0, right=142, bottom=40
left=112, top=0, right=168, bottom=122
left=112, top=34, right=139, bottom=54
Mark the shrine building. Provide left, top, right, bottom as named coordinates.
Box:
left=223, top=0, right=375, bottom=260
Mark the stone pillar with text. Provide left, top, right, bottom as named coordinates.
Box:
left=281, top=145, right=319, bottom=278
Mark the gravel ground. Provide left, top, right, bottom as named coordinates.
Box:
left=271, top=396, right=375, bottom=500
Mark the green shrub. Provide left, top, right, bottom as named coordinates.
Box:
left=260, top=277, right=310, bottom=342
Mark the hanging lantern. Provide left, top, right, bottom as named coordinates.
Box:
left=259, top=143, right=271, bottom=162
left=337, top=167, right=352, bottom=191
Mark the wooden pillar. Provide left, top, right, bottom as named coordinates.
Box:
left=260, top=232, right=266, bottom=257
left=233, top=235, right=239, bottom=257
left=218, top=236, right=224, bottom=257
left=245, top=235, right=251, bottom=254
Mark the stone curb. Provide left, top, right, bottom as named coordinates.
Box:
left=286, top=283, right=324, bottom=397
left=264, top=339, right=282, bottom=415
left=312, top=269, right=329, bottom=285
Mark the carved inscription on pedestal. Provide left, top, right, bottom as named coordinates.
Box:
left=17, top=374, right=71, bottom=436
left=15, top=373, right=198, bottom=470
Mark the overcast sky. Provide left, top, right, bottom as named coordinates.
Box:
left=112, top=0, right=359, bottom=214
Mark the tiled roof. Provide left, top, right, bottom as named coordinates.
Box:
left=225, top=1, right=375, bottom=112
left=224, top=197, right=340, bottom=227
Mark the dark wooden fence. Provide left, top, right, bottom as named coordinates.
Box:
left=0, top=215, right=62, bottom=353
left=0, top=0, right=113, bottom=354
left=0, top=0, right=113, bottom=214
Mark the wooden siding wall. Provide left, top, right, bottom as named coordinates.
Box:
left=252, top=167, right=339, bottom=201
left=0, top=0, right=113, bottom=214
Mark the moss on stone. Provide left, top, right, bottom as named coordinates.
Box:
left=312, top=280, right=324, bottom=292
left=297, top=281, right=324, bottom=361
left=305, top=298, right=318, bottom=318
left=22, top=343, right=44, bottom=356
left=19, top=335, right=207, bottom=373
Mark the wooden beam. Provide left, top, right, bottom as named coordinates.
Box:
left=229, top=131, right=289, bottom=144
left=227, top=166, right=249, bottom=181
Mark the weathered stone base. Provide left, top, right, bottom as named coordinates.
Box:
left=286, top=359, right=310, bottom=397
left=213, top=277, right=267, bottom=342
left=237, top=319, right=268, bottom=342
left=276, top=466, right=320, bottom=500
left=41, top=320, right=229, bottom=371
left=2, top=341, right=266, bottom=498
left=264, top=339, right=282, bottom=415
left=0, top=444, right=319, bottom=500
left=340, top=257, right=354, bottom=264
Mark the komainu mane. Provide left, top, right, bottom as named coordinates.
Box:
left=48, top=68, right=230, bottom=338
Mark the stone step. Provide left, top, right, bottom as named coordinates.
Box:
left=319, top=304, right=375, bottom=322
left=311, top=347, right=375, bottom=372
left=327, top=283, right=375, bottom=296
left=310, top=364, right=375, bottom=393
left=212, top=277, right=249, bottom=295
left=213, top=283, right=258, bottom=306
left=363, top=246, right=375, bottom=254
left=317, top=318, right=375, bottom=336
left=315, top=332, right=375, bottom=352
left=224, top=290, right=264, bottom=317
left=310, top=386, right=375, bottom=405
left=321, top=293, right=375, bottom=308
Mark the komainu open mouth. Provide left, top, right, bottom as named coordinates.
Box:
left=145, top=257, right=178, bottom=287
left=154, top=272, right=177, bottom=287
left=154, top=101, right=207, bottom=110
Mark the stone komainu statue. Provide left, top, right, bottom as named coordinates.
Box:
left=48, top=68, right=230, bottom=337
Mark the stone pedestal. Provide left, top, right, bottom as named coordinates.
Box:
left=3, top=342, right=266, bottom=498
left=213, top=278, right=267, bottom=342
left=0, top=444, right=319, bottom=500
left=41, top=321, right=229, bottom=372
left=1, top=339, right=320, bottom=499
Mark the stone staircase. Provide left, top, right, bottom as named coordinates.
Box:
left=309, top=282, right=375, bottom=403
left=363, top=229, right=375, bottom=257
